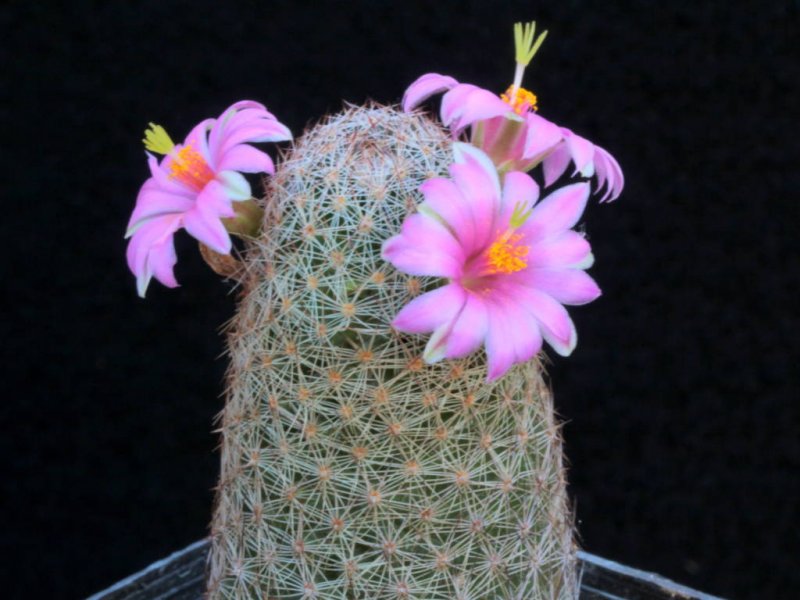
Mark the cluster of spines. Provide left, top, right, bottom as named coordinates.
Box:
left=208, top=105, right=577, bottom=599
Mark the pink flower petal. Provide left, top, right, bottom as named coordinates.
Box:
left=207, top=101, right=291, bottom=160
left=485, top=305, right=516, bottom=381
left=473, top=114, right=536, bottom=173
left=183, top=204, right=232, bottom=255
left=500, top=170, right=539, bottom=224
left=382, top=213, right=465, bottom=278
left=126, top=214, right=182, bottom=297
left=146, top=154, right=193, bottom=196
left=453, top=142, right=503, bottom=193
left=525, top=269, right=602, bottom=306
left=524, top=230, right=593, bottom=269
left=473, top=114, right=506, bottom=151
left=509, top=310, right=543, bottom=365
left=402, top=73, right=459, bottom=113
left=484, top=294, right=541, bottom=381
left=217, top=144, right=276, bottom=174
left=148, top=236, right=180, bottom=291
left=216, top=170, right=251, bottom=201
left=419, top=177, right=476, bottom=253
left=486, top=286, right=542, bottom=381
left=593, top=149, right=610, bottom=200
left=228, top=100, right=275, bottom=117
left=126, top=178, right=194, bottom=236
left=521, top=182, right=590, bottom=242
left=182, top=118, right=215, bottom=164
left=517, top=286, right=578, bottom=356
left=392, top=284, right=466, bottom=334
left=218, top=121, right=292, bottom=156
left=126, top=215, right=179, bottom=276
left=423, top=321, right=452, bottom=363
left=442, top=84, right=510, bottom=135
left=523, top=113, right=564, bottom=162
left=440, top=85, right=478, bottom=128
left=508, top=295, right=544, bottom=361
left=593, top=145, right=624, bottom=202
left=207, top=111, right=232, bottom=160
left=563, top=129, right=596, bottom=177
left=450, top=144, right=502, bottom=248
left=542, top=142, right=571, bottom=187
left=208, top=101, right=274, bottom=154
left=502, top=170, right=540, bottom=208
left=444, top=293, right=489, bottom=359
left=194, top=180, right=235, bottom=219
left=219, top=105, right=274, bottom=133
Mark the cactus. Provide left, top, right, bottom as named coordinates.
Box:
left=208, top=104, right=578, bottom=599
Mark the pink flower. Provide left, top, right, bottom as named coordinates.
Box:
left=382, top=144, right=601, bottom=381
left=402, top=22, right=623, bottom=202
left=125, top=101, right=291, bottom=297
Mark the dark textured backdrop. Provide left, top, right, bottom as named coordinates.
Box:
left=3, top=1, right=798, bottom=598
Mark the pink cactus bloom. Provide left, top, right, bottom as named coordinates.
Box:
left=403, top=72, right=623, bottom=203
left=382, top=144, right=601, bottom=381
left=125, top=101, right=291, bottom=297
left=403, top=22, right=622, bottom=202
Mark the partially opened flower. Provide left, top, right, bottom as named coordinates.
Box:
left=125, top=101, right=292, bottom=297
left=403, top=22, right=623, bottom=202
left=382, top=144, right=601, bottom=381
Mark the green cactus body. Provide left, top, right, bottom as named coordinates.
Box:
left=208, top=105, right=578, bottom=599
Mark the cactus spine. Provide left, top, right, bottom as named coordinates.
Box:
left=208, top=105, right=578, bottom=599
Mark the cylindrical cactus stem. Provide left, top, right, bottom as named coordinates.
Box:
left=208, top=105, right=578, bottom=599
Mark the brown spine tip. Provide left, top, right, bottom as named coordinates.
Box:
left=387, top=422, right=403, bottom=437
left=366, top=488, right=382, bottom=507
left=406, top=357, right=424, bottom=372
left=382, top=540, right=397, bottom=557
left=405, top=277, right=421, bottom=296
left=404, top=460, right=421, bottom=477
left=330, top=516, right=345, bottom=533
left=453, top=470, right=470, bottom=487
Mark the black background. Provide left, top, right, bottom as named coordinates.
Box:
left=3, top=1, right=798, bottom=598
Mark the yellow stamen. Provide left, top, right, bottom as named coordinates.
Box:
left=168, top=144, right=215, bottom=190
left=501, top=85, right=538, bottom=115
left=142, top=123, right=175, bottom=155
left=487, top=232, right=529, bottom=274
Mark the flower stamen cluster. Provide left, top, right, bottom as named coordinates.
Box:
left=501, top=85, right=538, bottom=115
left=486, top=232, right=529, bottom=275
left=168, top=144, right=216, bottom=190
